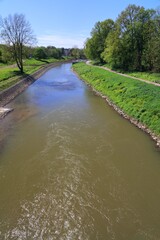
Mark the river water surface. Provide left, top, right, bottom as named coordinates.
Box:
left=0, top=63, right=160, bottom=240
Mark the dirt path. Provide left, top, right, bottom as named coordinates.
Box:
left=0, top=63, right=17, bottom=69
left=86, top=61, right=160, bottom=87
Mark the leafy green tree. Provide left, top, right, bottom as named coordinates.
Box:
left=57, top=48, right=63, bottom=58
left=46, top=46, right=59, bottom=59
left=23, top=46, right=35, bottom=59
left=102, top=4, right=160, bottom=72
left=115, top=4, right=145, bottom=70
left=34, top=47, right=47, bottom=60
left=133, top=8, right=157, bottom=70
left=79, top=49, right=86, bottom=59
left=102, top=26, right=124, bottom=69
left=0, top=44, right=14, bottom=63
left=142, top=8, right=160, bottom=72
left=70, top=46, right=86, bottom=59
left=84, top=37, right=98, bottom=60
left=85, top=19, right=114, bottom=62
left=70, top=46, right=80, bottom=59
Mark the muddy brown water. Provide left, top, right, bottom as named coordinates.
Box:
left=0, top=63, right=160, bottom=240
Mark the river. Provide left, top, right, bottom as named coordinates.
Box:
left=0, top=63, right=160, bottom=240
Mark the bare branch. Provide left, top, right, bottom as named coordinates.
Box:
left=0, top=13, right=36, bottom=72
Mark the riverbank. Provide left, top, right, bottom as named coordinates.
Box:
left=72, top=62, right=160, bottom=148
left=87, top=61, right=160, bottom=87
left=0, top=61, right=70, bottom=118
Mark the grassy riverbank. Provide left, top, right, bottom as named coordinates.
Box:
left=91, top=61, right=160, bottom=84
left=0, top=58, right=66, bottom=91
left=102, top=63, right=160, bottom=84
left=0, top=66, right=40, bottom=91
left=73, top=62, right=160, bottom=136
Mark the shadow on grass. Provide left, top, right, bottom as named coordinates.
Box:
left=12, top=71, right=33, bottom=80
left=40, top=59, right=49, bottom=63
left=13, top=70, right=23, bottom=76
left=35, top=59, right=49, bottom=64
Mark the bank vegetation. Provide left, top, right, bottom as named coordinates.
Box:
left=84, top=4, right=160, bottom=76
left=73, top=63, right=160, bottom=144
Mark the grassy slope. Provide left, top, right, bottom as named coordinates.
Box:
left=127, top=72, right=160, bottom=84
left=103, top=63, right=160, bottom=83
left=24, top=58, right=60, bottom=66
left=0, top=58, right=63, bottom=91
left=73, top=62, right=160, bottom=136
left=0, top=66, right=41, bottom=91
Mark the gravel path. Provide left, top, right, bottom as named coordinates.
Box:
left=86, top=61, right=160, bottom=87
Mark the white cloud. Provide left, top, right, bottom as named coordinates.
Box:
left=37, top=33, right=86, bottom=48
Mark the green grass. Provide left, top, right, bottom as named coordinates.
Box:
left=24, top=58, right=60, bottom=66
left=23, top=65, right=42, bottom=75
left=103, top=63, right=160, bottom=83
left=0, top=58, right=66, bottom=91
left=0, top=66, right=42, bottom=91
left=24, top=58, right=46, bottom=66
left=0, top=67, right=24, bottom=90
left=73, top=62, right=160, bottom=136
left=0, top=67, right=19, bottom=81
left=127, top=72, right=160, bottom=84
left=0, top=62, right=7, bottom=67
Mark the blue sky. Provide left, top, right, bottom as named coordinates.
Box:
left=0, top=0, right=159, bottom=48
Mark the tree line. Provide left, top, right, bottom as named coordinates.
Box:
left=0, top=14, right=85, bottom=73
left=85, top=4, right=160, bottom=72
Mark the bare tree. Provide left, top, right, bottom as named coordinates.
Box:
left=0, top=13, right=36, bottom=73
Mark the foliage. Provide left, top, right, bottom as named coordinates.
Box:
left=32, top=46, right=85, bottom=60
left=104, top=5, right=160, bottom=72
left=85, top=4, right=160, bottom=73
left=0, top=40, right=85, bottom=66
left=70, top=47, right=85, bottom=59
left=0, top=44, right=14, bottom=63
left=84, top=19, right=114, bottom=62
left=34, top=47, right=47, bottom=60
left=102, top=26, right=123, bottom=69
left=44, top=46, right=63, bottom=59
left=73, top=63, right=160, bottom=136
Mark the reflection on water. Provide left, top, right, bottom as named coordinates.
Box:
left=0, top=64, right=160, bottom=239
